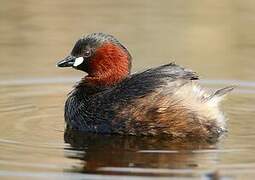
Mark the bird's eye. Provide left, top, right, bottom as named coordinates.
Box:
left=84, top=49, right=91, bottom=58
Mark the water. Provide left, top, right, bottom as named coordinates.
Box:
left=1, top=0, right=255, bottom=179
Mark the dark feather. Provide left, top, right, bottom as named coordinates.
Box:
left=64, top=63, right=199, bottom=132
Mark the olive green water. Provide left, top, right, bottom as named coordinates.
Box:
left=1, top=0, right=255, bottom=179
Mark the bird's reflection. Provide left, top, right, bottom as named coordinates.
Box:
left=64, top=128, right=222, bottom=176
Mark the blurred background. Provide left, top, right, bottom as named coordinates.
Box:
left=1, top=0, right=255, bottom=81
left=1, top=0, right=255, bottom=179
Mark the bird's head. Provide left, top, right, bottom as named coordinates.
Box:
left=57, top=33, right=132, bottom=86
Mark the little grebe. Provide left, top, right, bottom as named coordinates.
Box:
left=57, top=33, right=233, bottom=141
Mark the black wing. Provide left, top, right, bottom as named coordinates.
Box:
left=96, top=62, right=199, bottom=102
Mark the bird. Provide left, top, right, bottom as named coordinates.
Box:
left=57, top=32, right=234, bottom=142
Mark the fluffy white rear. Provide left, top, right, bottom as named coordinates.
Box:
left=171, top=82, right=233, bottom=129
